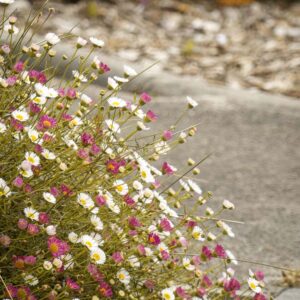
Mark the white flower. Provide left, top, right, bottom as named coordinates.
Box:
left=133, top=180, right=143, bottom=191
left=161, top=287, right=175, bottom=300
left=106, top=197, right=120, bottom=214
left=72, top=70, right=88, bottom=82
left=25, top=152, right=40, bottom=166
left=80, top=93, right=93, bottom=105
left=113, top=180, right=128, bottom=196
left=46, top=225, right=57, bottom=236
left=223, top=199, right=235, bottom=210
left=137, top=121, right=150, bottom=131
left=24, top=274, right=38, bottom=286
left=77, top=193, right=94, bottom=209
left=41, top=149, right=56, bottom=160
left=217, top=220, right=235, bottom=238
left=248, top=278, right=261, bottom=293
left=12, top=110, right=29, bottom=122
left=0, top=178, right=10, bottom=197
left=43, top=260, right=53, bottom=270
left=128, top=255, right=140, bottom=268
left=47, top=88, right=58, bottom=99
left=68, top=232, right=79, bottom=243
left=4, top=24, right=19, bottom=34
left=43, top=192, right=56, bottom=204
left=45, top=32, right=60, bottom=45
left=192, top=226, right=205, bottom=241
left=124, top=65, right=137, bottom=77
left=179, top=179, right=190, bottom=192
left=226, top=250, right=238, bottom=265
left=81, top=234, right=98, bottom=250
left=24, top=207, right=39, bottom=221
left=35, top=83, right=49, bottom=97
left=117, top=268, right=131, bottom=285
left=91, top=215, right=103, bottom=231
left=188, top=179, right=202, bottom=195
left=207, top=232, right=217, bottom=241
left=183, top=257, right=195, bottom=271
left=53, top=258, right=63, bottom=268
left=69, top=116, right=83, bottom=127
left=187, top=96, right=198, bottom=108
left=90, top=247, right=106, bottom=264
left=90, top=37, right=105, bottom=48
left=140, top=164, right=155, bottom=183
left=77, top=37, right=87, bottom=47
left=0, top=0, right=15, bottom=5
left=155, top=141, right=170, bottom=155
left=27, top=129, right=40, bottom=143
left=107, top=77, right=118, bottom=90
left=108, top=97, right=127, bottom=108
left=205, top=207, right=214, bottom=216
left=113, top=76, right=129, bottom=83
left=0, top=122, right=7, bottom=133
left=31, top=94, right=47, bottom=105
left=105, top=119, right=120, bottom=133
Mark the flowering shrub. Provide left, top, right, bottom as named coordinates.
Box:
left=0, top=1, right=269, bottom=299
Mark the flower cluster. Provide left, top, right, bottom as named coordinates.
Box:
left=0, top=2, right=269, bottom=300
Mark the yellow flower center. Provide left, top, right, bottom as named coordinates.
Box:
left=16, top=114, right=24, bottom=121
left=92, top=253, right=101, bottom=261
left=119, top=273, right=125, bottom=280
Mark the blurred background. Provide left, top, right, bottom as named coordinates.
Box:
left=22, top=0, right=300, bottom=97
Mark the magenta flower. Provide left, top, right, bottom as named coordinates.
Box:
left=145, top=110, right=158, bottom=122
left=90, top=143, right=101, bottom=155
left=66, top=277, right=80, bottom=291
left=24, top=255, right=37, bottom=265
left=137, top=244, right=146, bottom=256
left=140, top=92, right=151, bottom=104
left=161, top=250, right=170, bottom=261
left=148, top=232, right=160, bottom=245
left=37, top=115, right=57, bottom=131
left=128, top=216, right=142, bottom=228
left=201, top=246, right=212, bottom=261
left=124, top=194, right=136, bottom=206
left=197, top=287, right=206, bottom=297
left=29, top=101, right=41, bottom=114
left=6, top=76, right=17, bottom=86
left=27, top=224, right=40, bottom=235
left=87, top=263, right=104, bottom=282
left=13, top=176, right=23, bottom=188
left=106, top=159, right=125, bottom=174
left=81, top=132, right=94, bottom=146
left=255, top=270, right=265, bottom=281
left=111, top=251, right=124, bottom=263
left=224, top=277, right=241, bottom=293
left=13, top=60, right=24, bottom=72
left=160, top=218, right=173, bottom=232
left=214, top=244, right=227, bottom=258
left=77, top=148, right=89, bottom=159
left=60, top=184, right=72, bottom=196
left=95, top=195, right=106, bottom=206
left=202, top=275, right=212, bottom=288
left=162, top=162, right=175, bottom=175
left=254, top=293, right=267, bottom=300
left=66, top=88, right=77, bottom=99
left=98, top=281, right=113, bottom=298
left=162, top=130, right=173, bottom=141
left=176, top=286, right=189, bottom=299
left=50, top=186, right=60, bottom=197
left=38, top=212, right=50, bottom=224
left=17, top=218, right=28, bottom=230
left=48, top=236, right=70, bottom=257
left=99, top=62, right=111, bottom=74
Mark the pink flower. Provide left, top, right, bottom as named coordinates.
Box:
left=255, top=270, right=265, bottom=281
left=60, top=184, right=72, bottom=196
left=29, top=101, right=41, bottom=114
left=145, top=110, right=158, bottom=122
left=13, top=60, right=24, bottom=72
left=128, top=216, right=142, bottom=228
left=98, top=281, right=113, bottom=298
left=192, top=255, right=201, bottom=266
left=111, top=251, right=124, bottom=263
left=162, top=130, right=173, bottom=141
left=162, top=162, right=175, bottom=175
left=144, top=280, right=155, bottom=290
left=202, top=275, right=212, bottom=288
left=124, top=194, right=136, bottom=206
left=50, top=186, right=59, bottom=197
left=106, top=159, right=125, bottom=174
left=17, top=218, right=28, bottom=230
left=201, top=246, right=212, bottom=261
left=186, top=220, right=197, bottom=228
left=24, top=255, right=36, bottom=265
left=224, top=278, right=241, bottom=293
left=0, top=235, right=11, bottom=247
left=140, top=92, right=151, bottom=104
left=214, top=244, right=227, bottom=258
left=6, top=76, right=17, bottom=86
left=254, top=293, right=267, bottom=300
left=24, top=184, right=32, bottom=194
left=1, top=44, right=11, bottom=54
left=37, top=115, right=57, bottom=131
left=66, top=277, right=80, bottom=291
left=13, top=176, right=23, bottom=188
left=11, top=118, right=24, bottom=131
left=81, top=132, right=94, bottom=146
left=176, top=287, right=189, bottom=299
left=148, top=232, right=160, bottom=245
left=95, top=195, right=106, bottom=206
left=161, top=250, right=170, bottom=260
left=38, top=212, right=50, bottom=224
left=66, top=88, right=76, bottom=99
left=87, top=263, right=104, bottom=282
left=99, top=62, right=111, bottom=74
left=160, top=218, right=173, bottom=232
left=197, top=287, right=206, bottom=297
left=48, top=236, right=70, bottom=257
left=137, top=244, right=146, bottom=256
left=90, top=143, right=101, bottom=155
left=27, top=224, right=40, bottom=235
left=77, top=148, right=89, bottom=159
